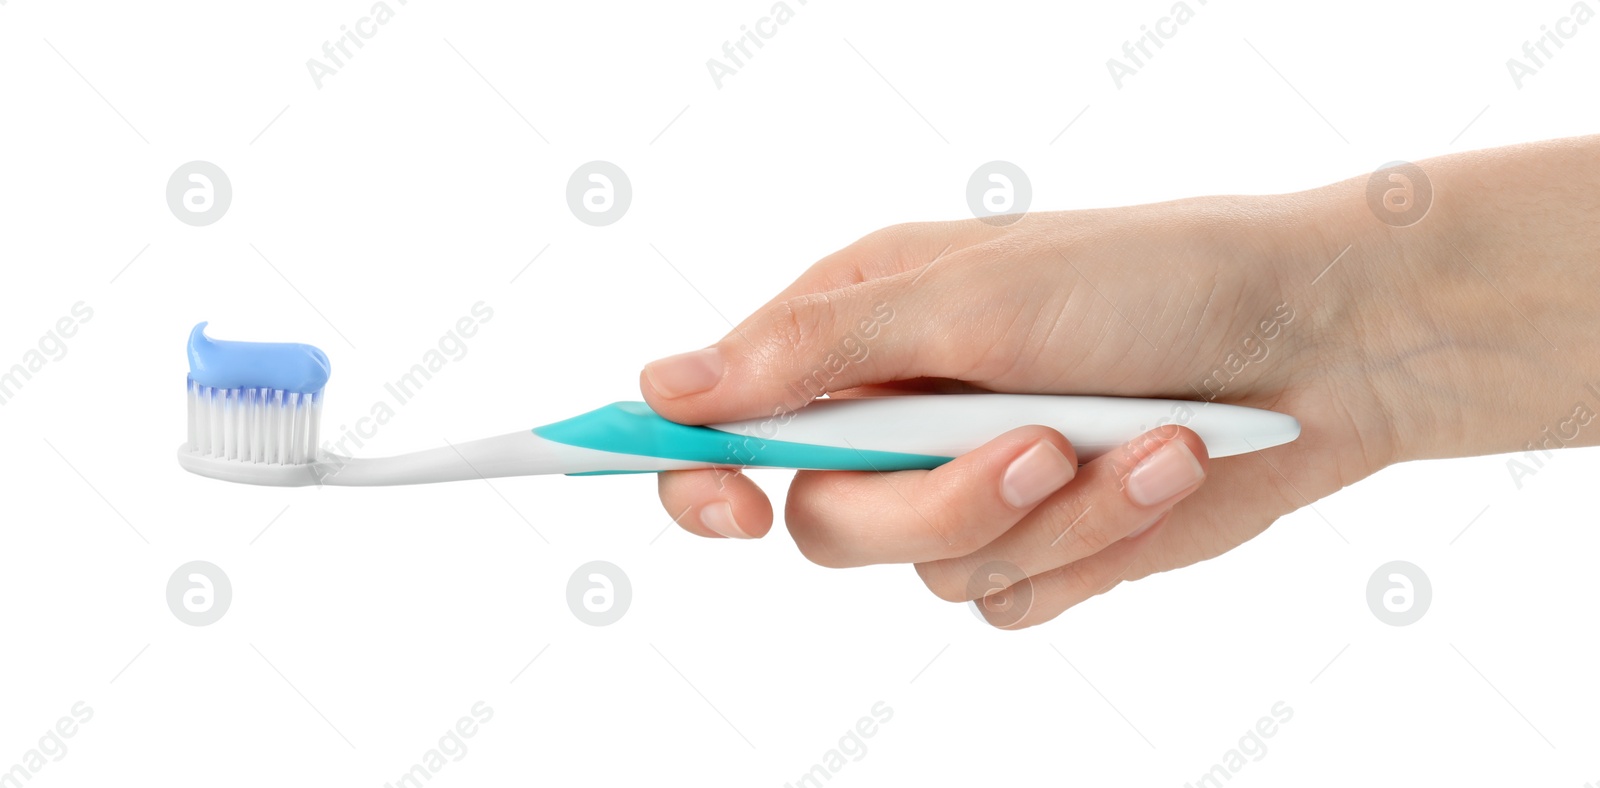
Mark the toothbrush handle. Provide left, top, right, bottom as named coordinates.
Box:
left=532, top=394, right=1300, bottom=473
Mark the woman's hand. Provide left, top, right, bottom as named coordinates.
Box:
left=638, top=136, right=1600, bottom=628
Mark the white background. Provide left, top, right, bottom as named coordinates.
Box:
left=2, top=0, right=1598, bottom=785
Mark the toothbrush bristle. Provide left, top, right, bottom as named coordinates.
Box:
left=185, top=377, right=322, bottom=465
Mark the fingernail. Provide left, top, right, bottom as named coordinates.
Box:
left=643, top=347, right=724, bottom=399
left=1001, top=441, right=1076, bottom=509
left=699, top=501, right=749, bottom=539
left=1126, top=441, right=1204, bottom=507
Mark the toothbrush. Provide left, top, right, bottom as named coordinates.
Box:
left=177, top=323, right=1301, bottom=487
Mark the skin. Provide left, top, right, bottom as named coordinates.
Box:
left=638, top=135, right=1600, bottom=629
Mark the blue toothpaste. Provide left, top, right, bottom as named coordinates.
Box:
left=187, top=322, right=331, bottom=393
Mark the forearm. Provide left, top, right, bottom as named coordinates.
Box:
left=1302, top=135, right=1600, bottom=462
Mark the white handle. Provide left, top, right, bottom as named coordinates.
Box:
left=707, top=394, right=1299, bottom=462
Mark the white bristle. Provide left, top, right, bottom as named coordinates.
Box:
left=185, top=378, right=322, bottom=465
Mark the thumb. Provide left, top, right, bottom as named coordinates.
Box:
left=640, top=274, right=952, bottom=424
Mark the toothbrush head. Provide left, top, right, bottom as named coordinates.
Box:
left=177, top=322, right=330, bottom=486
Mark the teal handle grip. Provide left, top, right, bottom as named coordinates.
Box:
left=533, top=401, right=951, bottom=473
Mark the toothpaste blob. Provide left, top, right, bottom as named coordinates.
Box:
left=186, top=322, right=331, bottom=393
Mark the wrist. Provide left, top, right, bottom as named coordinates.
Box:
left=1297, top=137, right=1600, bottom=464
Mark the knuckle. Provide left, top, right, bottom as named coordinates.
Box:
left=921, top=472, right=999, bottom=557
left=862, top=222, right=918, bottom=249
left=783, top=486, right=852, bottom=569
left=767, top=294, right=834, bottom=362
left=914, top=561, right=971, bottom=603
left=976, top=583, right=1037, bottom=629
left=792, top=532, right=849, bottom=569
left=995, top=608, right=1051, bottom=630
